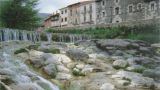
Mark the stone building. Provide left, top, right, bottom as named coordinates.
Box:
left=43, top=14, right=53, bottom=28
left=68, top=2, right=81, bottom=27
left=51, top=13, right=60, bottom=27
left=43, top=13, right=60, bottom=28
left=96, top=0, right=160, bottom=24
left=79, top=1, right=97, bottom=26
left=59, top=7, right=69, bottom=27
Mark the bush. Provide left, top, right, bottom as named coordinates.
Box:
left=14, top=48, right=28, bottom=54
left=38, top=48, right=60, bottom=54
left=72, top=69, right=85, bottom=76
left=46, top=24, right=160, bottom=43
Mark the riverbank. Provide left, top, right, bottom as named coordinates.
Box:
left=0, top=41, right=59, bottom=90
left=10, top=39, right=160, bottom=90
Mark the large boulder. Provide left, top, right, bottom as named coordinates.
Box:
left=56, top=73, right=72, bottom=80
left=112, top=71, right=155, bottom=88
left=43, top=64, right=57, bottom=78
left=27, top=50, right=45, bottom=68
left=42, top=53, right=72, bottom=65
left=66, top=49, right=89, bottom=61
left=112, top=60, right=128, bottom=69
left=96, top=39, right=131, bottom=49
left=127, top=57, right=155, bottom=66
left=100, top=83, right=115, bottom=90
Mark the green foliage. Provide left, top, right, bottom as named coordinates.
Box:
left=72, top=70, right=85, bottom=76
left=0, top=0, right=40, bottom=30
left=48, top=24, right=160, bottom=43
left=40, top=32, right=48, bottom=41
left=38, top=48, right=60, bottom=54
left=14, top=48, right=28, bottom=54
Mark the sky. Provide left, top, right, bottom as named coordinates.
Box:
left=37, top=0, right=87, bottom=14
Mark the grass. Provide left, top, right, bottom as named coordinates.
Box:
left=45, top=24, right=160, bottom=44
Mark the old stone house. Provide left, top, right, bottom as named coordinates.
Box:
left=96, top=0, right=160, bottom=24
left=68, top=2, right=81, bottom=27
left=59, top=7, right=69, bottom=27
left=79, top=1, right=97, bottom=26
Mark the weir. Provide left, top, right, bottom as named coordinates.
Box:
left=0, top=28, right=92, bottom=43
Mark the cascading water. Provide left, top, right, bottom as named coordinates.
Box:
left=46, top=33, right=52, bottom=43
left=53, top=33, right=92, bottom=43
left=0, top=41, right=59, bottom=90
left=0, top=28, right=41, bottom=42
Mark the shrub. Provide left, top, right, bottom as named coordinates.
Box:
left=14, top=48, right=28, bottom=54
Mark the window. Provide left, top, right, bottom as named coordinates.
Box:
left=65, top=17, right=67, bottom=22
left=65, top=9, right=67, bottom=13
left=115, top=7, right=119, bottom=15
left=84, top=6, right=86, bottom=13
left=61, top=11, right=63, bottom=14
left=102, top=1, right=105, bottom=6
left=129, top=5, right=133, bottom=13
left=151, top=3, right=155, bottom=10
left=116, top=0, right=119, bottom=3
left=90, top=4, right=92, bottom=11
left=61, top=18, right=63, bottom=22
left=102, top=12, right=105, bottom=17
left=90, top=14, right=92, bottom=21
left=70, top=10, right=72, bottom=16
left=138, top=4, right=142, bottom=10
left=84, top=15, right=86, bottom=22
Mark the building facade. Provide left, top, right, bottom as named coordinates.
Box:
left=51, top=13, right=60, bottom=27
left=44, top=0, right=160, bottom=29
left=96, top=0, right=160, bottom=24
left=59, top=7, right=69, bottom=27
left=79, top=1, right=97, bottom=26
left=68, top=3, right=81, bottom=27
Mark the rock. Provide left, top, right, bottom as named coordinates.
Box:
left=113, top=60, right=128, bottom=69
left=112, top=71, right=155, bottom=88
left=56, top=73, right=72, bottom=80
left=54, top=54, right=72, bottom=65
left=81, top=65, right=94, bottom=75
left=139, top=47, right=151, bottom=53
left=43, top=54, right=72, bottom=65
left=43, top=64, right=57, bottom=78
left=66, top=49, right=89, bottom=61
left=96, top=39, right=131, bottom=48
left=27, top=50, right=45, bottom=68
left=100, top=83, right=115, bottom=90
left=42, top=53, right=61, bottom=65
left=57, top=65, right=70, bottom=73
left=10, top=83, right=43, bottom=90
left=76, top=64, right=85, bottom=70
left=117, top=80, right=130, bottom=86
left=126, top=65, right=146, bottom=73
left=75, top=40, right=96, bottom=47
left=127, top=57, right=154, bottom=66
left=143, top=69, right=160, bottom=80
left=17, top=53, right=29, bottom=60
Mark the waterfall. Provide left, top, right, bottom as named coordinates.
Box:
left=0, top=28, right=41, bottom=42
left=53, top=33, right=92, bottom=43
left=46, top=33, right=52, bottom=43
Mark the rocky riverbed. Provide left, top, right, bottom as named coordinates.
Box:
left=1, top=39, right=160, bottom=90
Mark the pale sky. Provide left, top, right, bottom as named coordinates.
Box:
left=37, top=0, right=89, bottom=13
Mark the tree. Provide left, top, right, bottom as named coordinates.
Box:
left=0, top=0, right=40, bottom=30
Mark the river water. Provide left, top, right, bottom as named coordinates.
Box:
left=0, top=41, right=59, bottom=90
